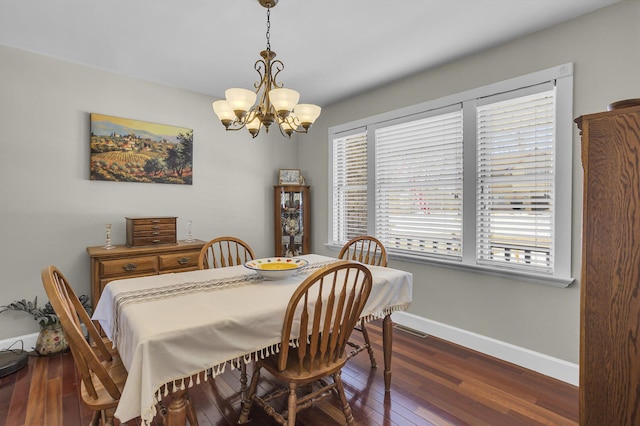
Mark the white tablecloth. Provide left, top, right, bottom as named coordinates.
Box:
left=92, top=254, right=412, bottom=423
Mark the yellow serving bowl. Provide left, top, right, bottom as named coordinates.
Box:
left=244, top=257, right=308, bottom=280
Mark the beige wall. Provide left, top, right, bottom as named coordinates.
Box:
left=0, top=45, right=296, bottom=339
left=298, top=1, right=640, bottom=363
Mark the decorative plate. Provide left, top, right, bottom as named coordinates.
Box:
left=244, top=257, right=308, bottom=280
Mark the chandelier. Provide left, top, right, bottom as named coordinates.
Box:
left=212, top=0, right=321, bottom=139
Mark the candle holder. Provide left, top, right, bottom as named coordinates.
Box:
left=103, top=224, right=115, bottom=249
left=185, top=220, right=195, bottom=242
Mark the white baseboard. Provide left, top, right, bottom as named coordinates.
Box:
left=392, top=312, right=579, bottom=386
left=0, top=332, right=39, bottom=353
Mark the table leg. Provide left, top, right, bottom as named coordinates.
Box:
left=383, top=314, right=393, bottom=391
left=166, top=387, right=188, bottom=426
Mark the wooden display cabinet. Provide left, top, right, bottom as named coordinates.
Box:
left=274, top=185, right=310, bottom=256
left=575, top=103, right=640, bottom=425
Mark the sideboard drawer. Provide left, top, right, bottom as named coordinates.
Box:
left=159, top=251, right=201, bottom=271
left=99, top=255, right=158, bottom=277
left=88, top=240, right=206, bottom=312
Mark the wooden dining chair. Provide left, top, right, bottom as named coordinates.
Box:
left=198, top=236, right=256, bottom=400
left=198, top=236, right=256, bottom=270
left=338, top=235, right=388, bottom=368
left=238, top=260, right=373, bottom=426
left=41, top=266, right=198, bottom=426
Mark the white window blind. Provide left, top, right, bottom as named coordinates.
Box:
left=332, top=131, right=368, bottom=243
left=375, top=110, right=464, bottom=259
left=476, top=88, right=555, bottom=273
left=329, top=64, right=573, bottom=286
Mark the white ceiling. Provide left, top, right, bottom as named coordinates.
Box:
left=0, top=0, right=621, bottom=107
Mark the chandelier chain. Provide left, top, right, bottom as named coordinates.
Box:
left=265, top=8, right=271, bottom=51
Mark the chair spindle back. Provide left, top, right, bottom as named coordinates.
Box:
left=338, top=236, right=388, bottom=267
left=278, top=261, right=372, bottom=374
left=198, top=236, right=256, bottom=269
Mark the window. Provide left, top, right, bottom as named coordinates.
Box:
left=476, top=88, right=555, bottom=274
left=332, top=131, right=368, bottom=243
left=329, top=64, right=574, bottom=286
left=375, top=109, right=464, bottom=260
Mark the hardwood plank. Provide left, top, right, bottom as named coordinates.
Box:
left=24, top=356, right=48, bottom=426
left=2, top=320, right=578, bottom=425
left=59, top=350, right=77, bottom=397
left=6, top=354, right=36, bottom=426
left=0, top=370, right=18, bottom=425
left=61, top=392, right=83, bottom=426
left=44, top=376, right=63, bottom=426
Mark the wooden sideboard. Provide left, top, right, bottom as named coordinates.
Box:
left=575, top=104, right=640, bottom=425
left=87, top=239, right=206, bottom=310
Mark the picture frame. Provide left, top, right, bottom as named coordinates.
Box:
left=90, top=113, right=193, bottom=185
left=278, top=169, right=301, bottom=185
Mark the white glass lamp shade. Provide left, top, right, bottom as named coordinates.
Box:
left=212, top=100, right=236, bottom=122
left=225, top=88, right=257, bottom=112
left=269, top=88, right=300, bottom=113
left=246, top=115, right=262, bottom=131
left=294, top=103, right=322, bottom=125
left=213, top=99, right=236, bottom=130
left=246, top=115, right=262, bottom=138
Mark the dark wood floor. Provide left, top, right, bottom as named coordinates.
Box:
left=0, top=320, right=578, bottom=425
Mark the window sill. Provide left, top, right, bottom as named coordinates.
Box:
left=324, top=243, right=575, bottom=288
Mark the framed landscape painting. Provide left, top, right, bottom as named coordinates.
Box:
left=90, top=113, right=193, bottom=185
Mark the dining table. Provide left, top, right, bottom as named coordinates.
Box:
left=92, top=254, right=413, bottom=425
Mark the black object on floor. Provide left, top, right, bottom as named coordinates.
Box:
left=0, top=341, right=29, bottom=378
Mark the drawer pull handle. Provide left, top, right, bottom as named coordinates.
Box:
left=151, top=220, right=160, bottom=223
left=178, top=257, right=189, bottom=265
left=153, top=239, right=161, bottom=243
left=152, top=231, right=159, bottom=235
left=124, top=263, right=137, bottom=272
left=152, top=226, right=159, bottom=230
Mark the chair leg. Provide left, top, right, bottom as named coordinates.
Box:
left=360, top=320, right=377, bottom=368
left=240, top=362, right=248, bottom=402
left=238, top=367, right=261, bottom=424
left=90, top=411, right=100, bottom=426
left=333, top=372, right=355, bottom=426
left=287, top=383, right=298, bottom=426
left=185, top=392, right=199, bottom=426
left=105, top=408, right=120, bottom=425
left=102, top=408, right=116, bottom=426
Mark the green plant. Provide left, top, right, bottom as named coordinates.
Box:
left=0, top=295, right=92, bottom=327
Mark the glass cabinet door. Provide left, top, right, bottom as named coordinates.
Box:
left=274, top=185, right=310, bottom=256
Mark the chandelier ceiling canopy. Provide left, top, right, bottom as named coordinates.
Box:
left=212, top=0, right=321, bottom=139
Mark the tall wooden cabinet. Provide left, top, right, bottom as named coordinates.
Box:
left=576, top=104, right=640, bottom=425
left=274, top=185, right=310, bottom=256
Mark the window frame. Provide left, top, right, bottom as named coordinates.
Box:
left=328, top=64, right=574, bottom=287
